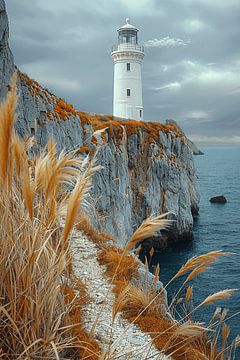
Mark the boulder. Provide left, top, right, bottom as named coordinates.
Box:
left=209, top=195, right=227, bottom=204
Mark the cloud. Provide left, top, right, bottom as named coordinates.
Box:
left=120, top=0, right=164, bottom=15
left=183, top=0, right=240, bottom=9
left=154, top=82, right=181, bottom=91
left=229, top=87, right=240, bottom=95
left=65, top=27, right=100, bottom=44
left=35, top=0, right=164, bottom=17
left=179, top=60, right=240, bottom=93
left=20, top=62, right=82, bottom=93
left=182, top=19, right=211, bottom=33
left=189, top=135, right=240, bottom=146
left=143, top=37, right=190, bottom=48
left=196, top=69, right=236, bottom=84
left=185, top=111, right=210, bottom=120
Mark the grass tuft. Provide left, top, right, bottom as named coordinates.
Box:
left=0, top=74, right=101, bottom=359
left=124, top=212, right=173, bottom=253
left=97, top=216, right=240, bottom=359
left=77, top=212, right=113, bottom=246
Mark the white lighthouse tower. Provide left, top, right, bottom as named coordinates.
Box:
left=111, top=18, right=144, bottom=120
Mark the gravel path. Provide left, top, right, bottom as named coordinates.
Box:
left=70, top=229, right=170, bottom=360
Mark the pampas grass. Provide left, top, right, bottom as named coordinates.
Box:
left=172, top=250, right=232, bottom=281
left=97, top=212, right=171, bottom=300
left=0, top=73, right=101, bottom=359
left=112, top=282, right=165, bottom=321
left=185, top=286, right=193, bottom=304
left=0, top=72, right=17, bottom=185
left=100, top=234, right=240, bottom=360
left=124, top=212, right=173, bottom=253
left=63, top=158, right=101, bottom=243
left=172, top=322, right=210, bottom=338
left=200, top=289, right=238, bottom=307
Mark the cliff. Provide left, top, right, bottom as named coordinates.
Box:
left=0, top=0, right=14, bottom=98
left=0, top=0, right=200, bottom=247
left=187, top=138, right=204, bottom=156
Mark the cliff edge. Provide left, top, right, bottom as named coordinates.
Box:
left=0, top=0, right=200, bottom=248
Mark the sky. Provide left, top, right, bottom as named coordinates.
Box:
left=6, top=0, right=240, bottom=146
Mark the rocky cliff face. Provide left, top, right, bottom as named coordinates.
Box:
left=91, top=125, right=200, bottom=246
left=0, top=0, right=14, bottom=99
left=0, top=0, right=200, bottom=247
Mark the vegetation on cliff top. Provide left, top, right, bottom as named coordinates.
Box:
left=18, top=71, right=185, bottom=147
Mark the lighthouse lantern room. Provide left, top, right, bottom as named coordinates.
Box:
left=111, top=18, right=144, bottom=120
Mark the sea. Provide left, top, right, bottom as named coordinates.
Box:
left=143, top=147, right=240, bottom=346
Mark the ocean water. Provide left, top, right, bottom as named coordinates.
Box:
left=145, top=147, right=240, bottom=343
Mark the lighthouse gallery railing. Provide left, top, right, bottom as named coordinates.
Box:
left=111, top=44, right=144, bottom=53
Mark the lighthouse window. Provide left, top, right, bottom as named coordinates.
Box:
left=118, top=30, right=138, bottom=45
left=140, top=109, right=142, bottom=118
left=127, top=63, right=131, bottom=71
left=127, top=88, right=131, bottom=97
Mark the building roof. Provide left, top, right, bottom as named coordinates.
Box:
left=118, top=18, right=139, bottom=32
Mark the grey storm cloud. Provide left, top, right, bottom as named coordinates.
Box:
left=6, top=0, right=240, bottom=146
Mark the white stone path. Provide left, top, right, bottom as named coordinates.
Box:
left=70, top=229, right=170, bottom=360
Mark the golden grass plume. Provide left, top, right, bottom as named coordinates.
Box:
left=172, top=250, right=232, bottom=281
left=200, top=289, right=238, bottom=307
left=0, top=75, right=101, bottom=359
left=0, top=72, right=17, bottom=185
left=112, top=282, right=164, bottom=321
left=172, top=322, right=210, bottom=338
left=124, top=212, right=173, bottom=253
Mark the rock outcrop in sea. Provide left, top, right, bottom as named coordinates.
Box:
left=210, top=195, right=227, bottom=204
left=0, top=0, right=200, bottom=248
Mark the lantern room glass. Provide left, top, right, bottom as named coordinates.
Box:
left=118, top=30, right=138, bottom=45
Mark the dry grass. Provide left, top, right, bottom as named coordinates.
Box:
left=172, top=251, right=232, bottom=281
left=77, top=146, right=94, bottom=156
left=112, top=283, right=166, bottom=321
left=97, top=215, right=239, bottom=360
left=98, top=246, right=139, bottom=282
left=0, top=73, right=101, bottom=359
left=77, top=212, right=113, bottom=246
left=62, top=157, right=101, bottom=243
left=77, top=111, right=183, bottom=145
left=54, top=98, right=77, bottom=120
left=200, top=289, right=238, bottom=307
left=124, top=212, right=173, bottom=253
left=63, top=279, right=101, bottom=360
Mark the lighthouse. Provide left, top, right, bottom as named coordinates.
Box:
left=111, top=18, right=144, bottom=120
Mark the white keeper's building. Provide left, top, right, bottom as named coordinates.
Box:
left=111, top=18, right=144, bottom=121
